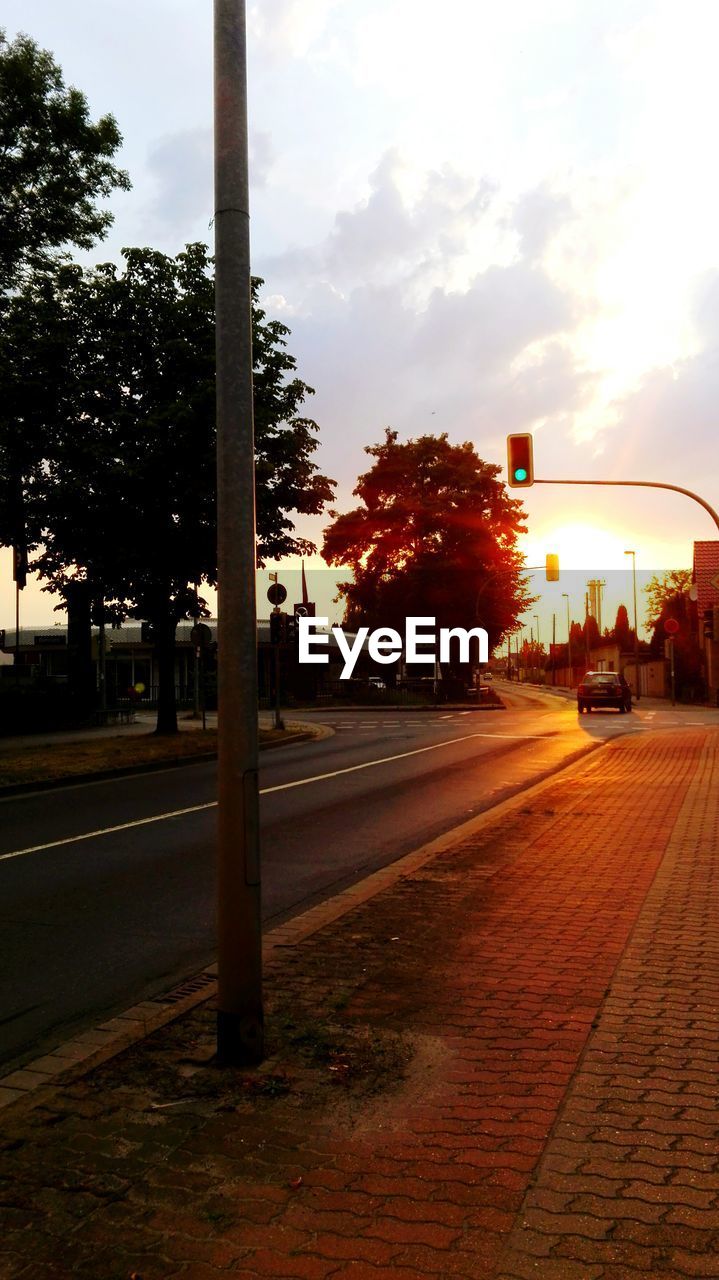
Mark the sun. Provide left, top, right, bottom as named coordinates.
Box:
left=525, top=521, right=631, bottom=573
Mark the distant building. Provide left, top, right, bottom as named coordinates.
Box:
left=693, top=540, right=719, bottom=702
left=0, top=619, right=373, bottom=707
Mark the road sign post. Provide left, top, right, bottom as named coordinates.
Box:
left=268, top=585, right=287, bottom=730
left=664, top=616, right=679, bottom=706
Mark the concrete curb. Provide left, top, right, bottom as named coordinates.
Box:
left=0, top=733, right=605, bottom=1116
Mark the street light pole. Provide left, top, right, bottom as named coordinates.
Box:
left=624, top=549, right=640, bottom=703
left=562, top=592, right=572, bottom=687
left=214, top=0, right=263, bottom=1065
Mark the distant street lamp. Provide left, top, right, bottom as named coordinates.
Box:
left=562, top=592, right=572, bottom=687
left=624, top=549, right=640, bottom=703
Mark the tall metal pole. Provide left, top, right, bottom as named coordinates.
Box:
left=98, top=615, right=107, bottom=713
left=624, top=550, right=640, bottom=703
left=193, top=583, right=201, bottom=720
left=534, top=477, right=719, bottom=535
left=214, top=0, right=263, bottom=1065
left=551, top=613, right=556, bottom=685
left=14, top=579, right=20, bottom=687
left=563, top=592, right=572, bottom=688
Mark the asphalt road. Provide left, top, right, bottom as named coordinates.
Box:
left=1, top=684, right=717, bottom=1073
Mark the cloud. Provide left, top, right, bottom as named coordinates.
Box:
left=145, top=129, right=212, bottom=232
left=255, top=151, right=596, bottom=503
left=598, top=269, right=719, bottom=512
left=509, top=185, right=575, bottom=264
left=145, top=127, right=274, bottom=236
left=248, top=0, right=340, bottom=58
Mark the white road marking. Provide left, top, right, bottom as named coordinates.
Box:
left=0, top=802, right=217, bottom=864
left=0, top=729, right=552, bottom=864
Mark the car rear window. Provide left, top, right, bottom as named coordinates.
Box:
left=585, top=674, right=618, bottom=685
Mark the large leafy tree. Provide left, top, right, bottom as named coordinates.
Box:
left=323, top=430, right=533, bottom=678
left=0, top=29, right=129, bottom=571
left=644, top=570, right=693, bottom=625
left=0, top=30, right=129, bottom=292
left=644, top=570, right=701, bottom=696
left=21, top=245, right=334, bottom=732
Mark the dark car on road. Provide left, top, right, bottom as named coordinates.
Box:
left=577, top=671, right=633, bottom=714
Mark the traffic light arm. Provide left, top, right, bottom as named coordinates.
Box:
left=534, top=478, right=719, bottom=534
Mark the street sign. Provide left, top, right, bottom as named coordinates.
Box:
left=191, top=623, right=212, bottom=647
left=267, top=582, right=287, bottom=605
left=711, top=572, right=719, bottom=592
left=663, top=617, right=680, bottom=635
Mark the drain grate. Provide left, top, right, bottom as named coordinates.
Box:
left=152, top=971, right=216, bottom=1006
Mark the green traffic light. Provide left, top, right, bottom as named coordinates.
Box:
left=514, top=468, right=527, bottom=482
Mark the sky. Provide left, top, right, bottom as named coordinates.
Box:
left=3, top=0, right=719, bottom=640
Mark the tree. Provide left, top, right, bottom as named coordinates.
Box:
left=612, top=603, right=633, bottom=650
left=569, top=620, right=584, bottom=650
left=644, top=571, right=701, bottom=697
left=644, top=570, right=693, bottom=626
left=322, top=430, right=533, bottom=681
left=21, top=246, right=334, bottom=732
left=583, top=613, right=600, bottom=652
left=0, top=30, right=130, bottom=293
left=0, top=270, right=69, bottom=557
left=0, top=30, right=130, bottom=580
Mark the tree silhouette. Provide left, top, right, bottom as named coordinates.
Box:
left=0, top=30, right=129, bottom=573
left=323, top=430, right=533, bottom=680
left=14, top=247, right=334, bottom=732
left=613, top=603, right=632, bottom=650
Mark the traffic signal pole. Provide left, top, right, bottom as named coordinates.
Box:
left=214, top=0, right=264, bottom=1065
left=534, top=479, right=719, bottom=534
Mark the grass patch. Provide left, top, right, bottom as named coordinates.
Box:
left=0, top=724, right=304, bottom=789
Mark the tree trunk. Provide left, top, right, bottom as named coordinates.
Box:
left=155, top=611, right=178, bottom=735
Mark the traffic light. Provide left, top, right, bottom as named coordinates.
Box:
left=545, top=554, right=559, bottom=582
left=507, top=434, right=534, bottom=487
left=286, top=614, right=298, bottom=644
left=12, top=544, right=27, bottom=590
left=704, top=607, right=719, bottom=641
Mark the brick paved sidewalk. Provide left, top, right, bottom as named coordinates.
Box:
left=0, top=728, right=717, bottom=1279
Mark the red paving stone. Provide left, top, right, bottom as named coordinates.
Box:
left=0, top=728, right=717, bottom=1278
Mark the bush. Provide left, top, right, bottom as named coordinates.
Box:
left=0, top=682, right=88, bottom=735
